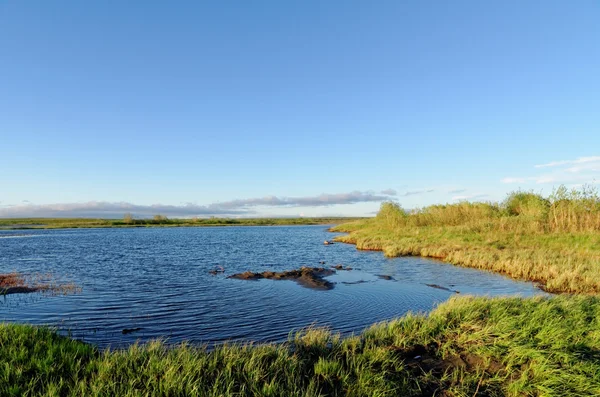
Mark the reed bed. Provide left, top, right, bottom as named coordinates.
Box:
left=331, top=186, right=600, bottom=294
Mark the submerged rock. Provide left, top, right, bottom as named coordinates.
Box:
left=377, top=274, right=395, bottom=281
left=122, top=327, right=143, bottom=335
left=340, top=280, right=371, bottom=285
left=0, top=285, right=38, bottom=295
left=229, top=267, right=336, bottom=290
left=332, top=264, right=352, bottom=271
left=426, top=284, right=460, bottom=294
left=208, top=265, right=225, bottom=275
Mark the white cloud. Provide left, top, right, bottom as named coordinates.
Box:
left=503, top=156, right=600, bottom=186
left=565, top=163, right=600, bottom=173
left=452, top=194, right=489, bottom=201
left=0, top=201, right=248, bottom=219
left=400, top=189, right=435, bottom=197
left=208, top=191, right=393, bottom=209
left=501, top=177, right=529, bottom=184
left=535, top=176, right=559, bottom=184
left=535, top=156, right=600, bottom=169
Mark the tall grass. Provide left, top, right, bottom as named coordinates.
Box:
left=332, top=186, right=600, bottom=294
left=2, top=295, right=599, bottom=396
left=372, top=185, right=600, bottom=232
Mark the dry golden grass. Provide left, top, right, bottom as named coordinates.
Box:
left=331, top=187, right=600, bottom=294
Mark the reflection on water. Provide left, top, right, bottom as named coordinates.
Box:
left=0, top=226, right=545, bottom=348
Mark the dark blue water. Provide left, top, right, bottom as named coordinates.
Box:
left=0, top=226, right=544, bottom=348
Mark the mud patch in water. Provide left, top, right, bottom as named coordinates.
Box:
left=229, top=267, right=336, bottom=290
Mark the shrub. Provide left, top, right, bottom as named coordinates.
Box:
left=376, top=202, right=407, bottom=228
left=503, top=191, right=549, bottom=220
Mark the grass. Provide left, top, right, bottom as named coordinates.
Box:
left=331, top=186, right=600, bottom=294
left=0, top=217, right=363, bottom=230
left=2, top=295, right=600, bottom=396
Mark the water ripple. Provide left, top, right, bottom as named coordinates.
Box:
left=0, top=226, right=545, bottom=347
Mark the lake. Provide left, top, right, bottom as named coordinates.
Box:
left=0, top=226, right=545, bottom=348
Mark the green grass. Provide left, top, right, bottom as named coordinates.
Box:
left=2, top=295, right=600, bottom=396
left=331, top=186, right=600, bottom=294
left=0, top=217, right=363, bottom=230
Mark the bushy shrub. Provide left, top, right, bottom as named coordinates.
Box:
left=376, top=202, right=407, bottom=228
left=503, top=191, right=549, bottom=220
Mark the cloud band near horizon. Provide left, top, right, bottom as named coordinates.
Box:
left=0, top=190, right=397, bottom=218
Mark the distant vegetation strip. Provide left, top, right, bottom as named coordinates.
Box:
left=0, top=217, right=363, bottom=229
left=331, top=186, right=600, bottom=294
left=2, top=295, right=599, bottom=396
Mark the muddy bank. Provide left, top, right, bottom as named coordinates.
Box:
left=229, top=267, right=336, bottom=290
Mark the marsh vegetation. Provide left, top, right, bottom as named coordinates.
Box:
left=332, top=186, right=600, bottom=294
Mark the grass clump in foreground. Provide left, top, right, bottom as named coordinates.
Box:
left=331, top=186, right=600, bottom=294
left=2, top=295, right=600, bottom=396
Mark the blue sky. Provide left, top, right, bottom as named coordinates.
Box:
left=1, top=1, right=599, bottom=218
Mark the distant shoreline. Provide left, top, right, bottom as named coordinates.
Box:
left=0, top=217, right=365, bottom=230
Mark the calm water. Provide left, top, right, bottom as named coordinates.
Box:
left=1, top=226, right=544, bottom=348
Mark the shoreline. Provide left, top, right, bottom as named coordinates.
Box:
left=328, top=222, right=600, bottom=295
left=0, top=217, right=363, bottom=230
left=329, top=227, right=549, bottom=293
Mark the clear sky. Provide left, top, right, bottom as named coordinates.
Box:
left=1, top=0, right=599, bottom=218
